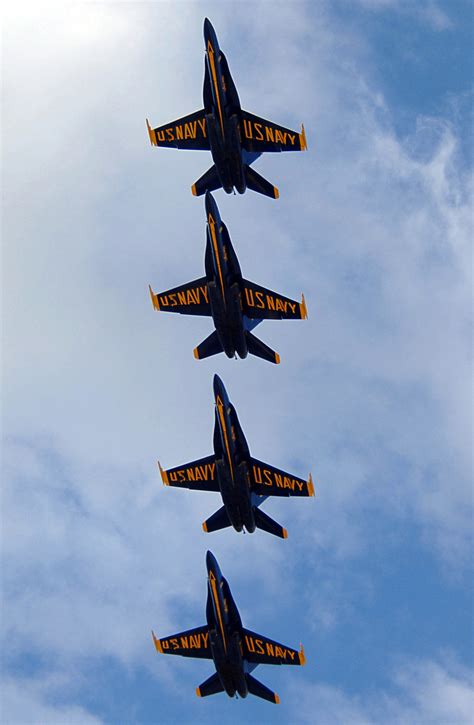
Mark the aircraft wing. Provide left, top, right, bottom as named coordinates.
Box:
left=242, top=628, right=305, bottom=666
left=248, top=457, right=314, bottom=497
left=241, top=279, right=307, bottom=320
left=149, top=278, right=211, bottom=316
left=240, top=110, right=307, bottom=152
left=152, top=627, right=212, bottom=659
left=146, top=109, right=210, bottom=150
left=158, top=455, right=219, bottom=492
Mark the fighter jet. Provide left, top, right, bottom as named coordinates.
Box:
left=152, top=550, right=305, bottom=703
left=149, top=191, right=307, bottom=364
left=159, top=374, right=314, bottom=538
left=146, top=18, right=307, bottom=198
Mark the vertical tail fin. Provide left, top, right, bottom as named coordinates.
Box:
left=194, top=330, right=223, bottom=360
left=196, top=672, right=225, bottom=698
left=243, top=165, right=279, bottom=199
left=245, top=330, right=280, bottom=364
left=253, top=507, right=287, bottom=539
left=202, top=506, right=232, bottom=533
left=245, top=673, right=280, bottom=704
left=192, top=164, right=222, bottom=196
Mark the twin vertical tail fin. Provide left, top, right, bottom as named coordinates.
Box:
left=196, top=672, right=225, bottom=698
left=245, top=673, right=280, bottom=704
left=245, top=330, right=280, bottom=365
left=243, top=165, right=279, bottom=199
left=253, top=507, right=287, bottom=539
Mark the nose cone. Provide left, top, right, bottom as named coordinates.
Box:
left=213, top=373, right=226, bottom=402
left=203, top=18, right=219, bottom=52
left=206, top=549, right=219, bottom=574
left=205, top=190, right=219, bottom=222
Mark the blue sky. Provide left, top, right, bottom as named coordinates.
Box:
left=2, top=1, right=473, bottom=723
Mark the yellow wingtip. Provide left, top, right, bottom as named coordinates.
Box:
left=300, top=293, right=308, bottom=320
left=275, top=352, right=281, bottom=365
left=273, top=186, right=280, bottom=200
left=300, top=123, right=308, bottom=151
left=196, top=687, right=202, bottom=698
left=152, top=631, right=163, bottom=653
left=282, top=528, right=288, bottom=539
left=191, top=184, right=198, bottom=196
left=275, top=693, right=281, bottom=704
left=158, top=461, right=169, bottom=485
left=149, top=284, right=160, bottom=311
left=299, top=643, right=306, bottom=666
left=193, top=347, right=200, bottom=360
left=308, top=473, right=315, bottom=497
left=202, top=521, right=209, bottom=533
left=146, top=119, right=157, bottom=146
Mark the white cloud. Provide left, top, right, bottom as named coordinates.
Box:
left=289, top=657, right=474, bottom=724
left=1, top=0, right=472, bottom=718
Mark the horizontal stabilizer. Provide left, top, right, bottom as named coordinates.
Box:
left=253, top=507, right=287, bottom=539
left=243, top=165, right=279, bottom=199
left=192, top=164, right=221, bottom=196
left=194, top=330, right=223, bottom=360
left=196, top=672, right=225, bottom=698
left=203, top=506, right=231, bottom=534
left=245, top=330, right=280, bottom=365
left=245, top=673, right=280, bottom=704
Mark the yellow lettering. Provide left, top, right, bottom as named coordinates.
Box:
left=288, top=133, right=296, bottom=145
left=275, top=129, right=287, bottom=145
left=180, top=636, right=189, bottom=649
left=275, top=298, right=286, bottom=313
left=157, top=130, right=166, bottom=142
left=178, top=470, right=186, bottom=482
left=242, top=119, right=252, bottom=139
left=275, top=473, right=283, bottom=488
left=266, top=295, right=276, bottom=311
left=184, top=122, right=197, bottom=139
left=200, top=285, right=209, bottom=303
left=159, top=295, right=169, bottom=307
left=186, top=289, right=196, bottom=305
left=296, top=481, right=304, bottom=492
left=162, top=639, right=170, bottom=650
left=169, top=471, right=178, bottom=482
left=288, top=302, right=296, bottom=315
left=245, top=287, right=254, bottom=307
left=266, top=642, right=274, bottom=657
left=256, top=639, right=265, bottom=655
left=202, top=632, right=209, bottom=648
left=169, top=293, right=177, bottom=307
left=255, top=291, right=265, bottom=309
left=176, top=125, right=184, bottom=140
left=245, top=635, right=256, bottom=653
left=190, top=634, right=199, bottom=648
left=171, top=638, right=179, bottom=650
left=275, top=646, right=285, bottom=658
left=187, top=468, right=195, bottom=481
left=287, top=649, right=295, bottom=660
left=254, top=122, right=264, bottom=141
left=209, top=463, right=215, bottom=479
left=253, top=465, right=263, bottom=484
left=166, top=127, right=175, bottom=142
left=264, top=469, right=273, bottom=486
left=284, top=476, right=293, bottom=490
left=265, top=126, right=275, bottom=143
left=177, top=291, right=186, bottom=305
left=197, top=118, right=207, bottom=137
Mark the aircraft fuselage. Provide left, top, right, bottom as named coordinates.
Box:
left=212, top=375, right=256, bottom=534
left=205, top=551, right=249, bottom=698
left=203, top=18, right=249, bottom=194
left=204, top=192, right=250, bottom=360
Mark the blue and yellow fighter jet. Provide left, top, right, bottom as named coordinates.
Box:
left=152, top=550, right=306, bottom=703
left=146, top=18, right=307, bottom=198
left=159, top=374, right=314, bottom=538
left=149, top=191, right=307, bottom=364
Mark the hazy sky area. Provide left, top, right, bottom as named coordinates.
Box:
left=2, top=1, right=473, bottom=723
